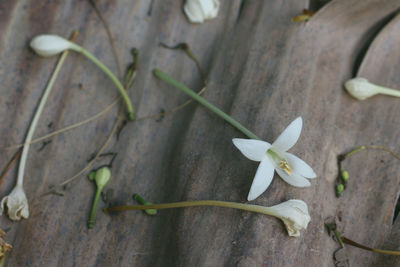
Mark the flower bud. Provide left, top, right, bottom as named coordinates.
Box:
left=344, top=77, right=379, bottom=100
left=92, top=167, right=111, bottom=189
left=30, top=34, right=75, bottom=57
left=336, top=183, right=344, bottom=197
left=341, top=170, right=349, bottom=183
left=184, top=0, right=220, bottom=23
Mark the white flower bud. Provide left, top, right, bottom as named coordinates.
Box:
left=344, top=77, right=379, bottom=100
left=267, top=199, right=311, bottom=237
left=30, top=34, right=75, bottom=57
left=184, top=0, right=220, bottom=23
left=345, top=77, right=400, bottom=100
left=0, top=185, right=29, bottom=221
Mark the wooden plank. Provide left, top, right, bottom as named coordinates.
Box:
left=0, top=0, right=399, bottom=266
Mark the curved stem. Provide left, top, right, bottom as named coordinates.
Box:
left=104, top=200, right=275, bottom=217
left=70, top=44, right=135, bottom=120
left=153, top=69, right=259, bottom=140
left=17, top=45, right=71, bottom=187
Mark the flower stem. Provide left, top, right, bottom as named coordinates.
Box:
left=17, top=31, right=78, bottom=187
left=104, top=200, right=275, bottom=217
left=376, top=85, right=400, bottom=98
left=88, top=187, right=102, bottom=229
left=153, top=69, right=259, bottom=140
left=70, top=44, right=135, bottom=120
left=342, top=237, right=400, bottom=256
left=343, top=145, right=400, bottom=161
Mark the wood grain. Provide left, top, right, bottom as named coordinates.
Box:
left=0, top=0, right=400, bottom=266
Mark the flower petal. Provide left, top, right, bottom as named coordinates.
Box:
left=285, top=153, right=316, bottom=178
left=272, top=117, right=302, bottom=152
left=247, top=157, right=275, bottom=201
left=275, top=168, right=311, bottom=187
left=232, top=138, right=271, bottom=162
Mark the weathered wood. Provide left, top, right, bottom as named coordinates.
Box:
left=0, top=0, right=400, bottom=266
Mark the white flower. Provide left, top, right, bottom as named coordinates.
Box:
left=345, top=77, right=400, bottom=100
left=0, top=185, right=29, bottom=220
left=30, top=34, right=78, bottom=57
left=184, top=0, right=220, bottom=23
left=266, top=199, right=311, bottom=237
left=233, top=117, right=316, bottom=201
left=345, top=77, right=379, bottom=100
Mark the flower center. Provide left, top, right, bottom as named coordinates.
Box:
left=279, top=160, right=292, bottom=175
left=267, top=149, right=292, bottom=175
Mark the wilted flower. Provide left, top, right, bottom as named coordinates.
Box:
left=266, top=199, right=311, bottom=237
left=233, top=117, right=316, bottom=201
left=184, top=0, right=220, bottom=23
left=0, top=185, right=29, bottom=220
left=0, top=229, right=12, bottom=259
left=345, top=77, right=400, bottom=100
left=30, top=34, right=79, bottom=57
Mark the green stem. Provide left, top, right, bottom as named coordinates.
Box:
left=105, top=200, right=277, bottom=217
left=70, top=44, right=135, bottom=120
left=88, top=187, right=102, bottom=229
left=344, top=146, right=365, bottom=158
left=342, top=237, right=400, bottom=256
left=376, top=85, right=400, bottom=98
left=153, top=69, right=259, bottom=140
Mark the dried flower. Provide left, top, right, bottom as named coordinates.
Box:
left=233, top=117, right=316, bottom=201
left=0, top=229, right=12, bottom=259
left=0, top=185, right=29, bottom=221
left=184, top=0, right=220, bottom=23
left=345, top=77, right=400, bottom=100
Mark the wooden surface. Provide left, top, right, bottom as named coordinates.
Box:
left=1, top=0, right=400, bottom=266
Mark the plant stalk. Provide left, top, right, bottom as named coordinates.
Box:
left=70, top=44, right=135, bottom=120
left=153, top=69, right=259, bottom=140
left=105, top=200, right=278, bottom=217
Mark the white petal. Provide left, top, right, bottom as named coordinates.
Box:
left=285, top=153, right=316, bottom=178
left=247, top=157, right=275, bottom=201
left=275, top=168, right=311, bottom=187
left=272, top=117, right=302, bottom=152
left=232, top=138, right=271, bottom=162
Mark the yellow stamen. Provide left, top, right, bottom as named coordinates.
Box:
left=279, top=160, right=292, bottom=175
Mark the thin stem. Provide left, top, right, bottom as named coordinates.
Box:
left=58, top=111, right=122, bottom=187
left=88, top=187, right=102, bottom=228
left=104, top=200, right=275, bottom=217
left=70, top=44, right=135, bottom=120
left=364, top=145, right=400, bottom=161
left=7, top=97, right=120, bottom=150
left=342, top=237, right=400, bottom=256
left=88, top=0, right=123, bottom=79
left=343, top=145, right=400, bottom=161
left=17, top=32, right=77, bottom=186
left=376, top=86, right=400, bottom=98
left=153, top=69, right=259, bottom=140
left=343, top=146, right=365, bottom=158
